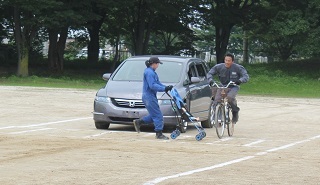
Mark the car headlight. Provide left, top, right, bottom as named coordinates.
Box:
left=159, top=99, right=172, bottom=105
left=95, top=96, right=111, bottom=103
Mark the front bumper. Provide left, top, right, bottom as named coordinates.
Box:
left=93, top=100, right=179, bottom=126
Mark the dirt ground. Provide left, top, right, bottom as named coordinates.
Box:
left=0, top=86, right=319, bottom=185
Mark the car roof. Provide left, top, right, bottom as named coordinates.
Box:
left=128, top=55, right=201, bottom=62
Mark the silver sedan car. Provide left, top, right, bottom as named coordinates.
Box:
left=93, top=55, right=215, bottom=132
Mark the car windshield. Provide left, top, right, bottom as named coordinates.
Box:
left=112, top=59, right=183, bottom=83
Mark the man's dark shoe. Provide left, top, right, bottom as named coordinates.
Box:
left=155, top=131, right=169, bottom=140
left=232, top=111, right=239, bottom=123
left=133, top=119, right=142, bottom=133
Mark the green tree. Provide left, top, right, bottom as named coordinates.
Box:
left=249, top=0, right=311, bottom=61
left=120, top=0, right=157, bottom=55
left=118, top=0, right=195, bottom=55
left=0, top=4, right=7, bottom=42
left=100, top=6, right=128, bottom=69
left=3, top=0, right=67, bottom=76
left=44, top=0, right=73, bottom=71
left=295, top=0, right=320, bottom=58
left=84, top=1, right=107, bottom=63
left=149, top=1, right=197, bottom=55
left=271, top=10, right=309, bottom=61
left=9, top=0, right=41, bottom=76
left=197, top=0, right=261, bottom=63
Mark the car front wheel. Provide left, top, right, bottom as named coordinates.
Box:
left=95, top=121, right=111, bottom=129
left=201, top=100, right=215, bottom=128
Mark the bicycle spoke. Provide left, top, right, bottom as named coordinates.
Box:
left=215, top=104, right=225, bottom=138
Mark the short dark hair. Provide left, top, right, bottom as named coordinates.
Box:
left=224, top=53, right=234, bottom=61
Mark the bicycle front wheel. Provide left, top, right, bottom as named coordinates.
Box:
left=226, top=106, right=234, bottom=137
left=214, top=104, right=225, bottom=139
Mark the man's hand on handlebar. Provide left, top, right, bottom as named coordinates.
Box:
left=235, top=80, right=242, bottom=85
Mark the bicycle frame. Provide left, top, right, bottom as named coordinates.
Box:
left=211, top=81, right=237, bottom=138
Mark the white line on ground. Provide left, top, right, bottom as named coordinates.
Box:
left=266, top=139, right=309, bottom=152
left=220, top=137, right=233, bottom=142
left=142, top=133, right=155, bottom=138
left=243, top=139, right=266, bottom=147
left=0, top=117, right=92, bottom=130
left=83, top=130, right=144, bottom=139
left=143, top=156, right=255, bottom=185
left=143, top=134, right=320, bottom=185
left=9, top=128, right=54, bottom=134
left=203, top=137, right=234, bottom=145
left=310, top=135, right=320, bottom=140
left=83, top=132, right=110, bottom=138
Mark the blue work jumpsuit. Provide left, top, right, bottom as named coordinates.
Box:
left=141, top=67, right=166, bottom=132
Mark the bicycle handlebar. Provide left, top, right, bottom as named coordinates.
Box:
left=211, top=81, right=238, bottom=88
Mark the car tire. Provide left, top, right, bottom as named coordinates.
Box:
left=179, top=119, right=188, bottom=133
left=201, top=100, right=215, bottom=128
left=95, top=121, right=110, bottom=129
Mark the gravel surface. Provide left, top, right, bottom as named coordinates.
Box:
left=0, top=86, right=319, bottom=185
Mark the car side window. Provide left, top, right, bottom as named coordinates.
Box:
left=195, top=63, right=206, bottom=80
left=183, top=65, right=197, bottom=86
left=188, top=65, right=197, bottom=79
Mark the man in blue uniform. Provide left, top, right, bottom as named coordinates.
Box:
left=133, top=57, right=173, bottom=140
left=207, top=53, right=249, bottom=124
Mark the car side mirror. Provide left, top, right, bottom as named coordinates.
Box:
left=190, top=77, right=201, bottom=83
left=102, top=73, right=111, bottom=81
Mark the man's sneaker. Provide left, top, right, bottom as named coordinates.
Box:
left=133, top=119, right=142, bottom=133
left=232, top=111, right=239, bottom=123
left=156, top=131, right=169, bottom=140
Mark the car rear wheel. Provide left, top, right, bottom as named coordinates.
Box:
left=201, top=100, right=215, bottom=128
left=95, top=121, right=110, bottom=129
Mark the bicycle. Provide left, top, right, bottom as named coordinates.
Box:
left=211, top=81, right=238, bottom=139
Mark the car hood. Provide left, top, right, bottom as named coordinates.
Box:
left=106, top=81, right=168, bottom=99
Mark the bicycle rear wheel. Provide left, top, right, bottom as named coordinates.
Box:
left=214, top=104, right=225, bottom=139
left=226, top=107, right=234, bottom=136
